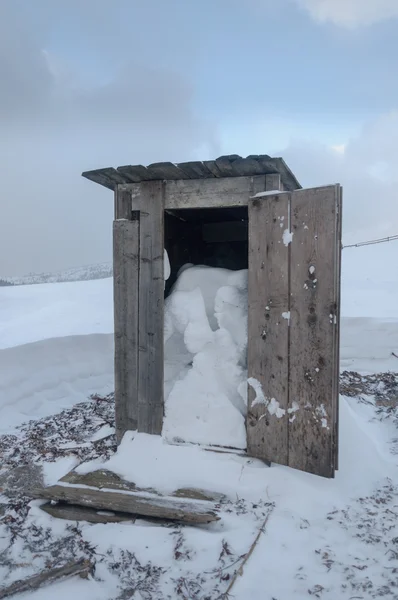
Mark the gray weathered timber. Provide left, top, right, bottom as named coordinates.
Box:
left=82, top=167, right=125, bottom=190
left=115, top=187, right=132, bottom=219
left=146, top=162, right=189, bottom=180
left=113, top=218, right=139, bottom=440
left=247, top=192, right=290, bottom=465
left=0, top=559, right=93, bottom=599
left=288, top=185, right=340, bottom=478
left=40, top=502, right=135, bottom=524
left=177, top=161, right=215, bottom=179
left=32, top=485, right=220, bottom=524
left=134, top=181, right=165, bottom=435
left=333, top=185, right=343, bottom=470
left=265, top=173, right=282, bottom=191
left=82, top=155, right=302, bottom=192
left=117, top=164, right=156, bottom=183
left=161, top=175, right=267, bottom=209
left=60, top=468, right=223, bottom=502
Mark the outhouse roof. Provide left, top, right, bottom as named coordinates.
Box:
left=82, top=154, right=301, bottom=192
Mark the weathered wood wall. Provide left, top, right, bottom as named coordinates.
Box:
left=113, top=174, right=341, bottom=478
left=247, top=184, right=341, bottom=478
left=113, top=182, right=164, bottom=441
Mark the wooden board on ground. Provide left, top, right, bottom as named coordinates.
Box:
left=247, top=192, right=290, bottom=465
left=0, top=559, right=93, bottom=600
left=40, top=502, right=135, bottom=524
left=60, top=468, right=223, bottom=502
left=32, top=485, right=220, bottom=525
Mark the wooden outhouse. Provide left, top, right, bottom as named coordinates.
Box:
left=82, top=154, right=342, bottom=478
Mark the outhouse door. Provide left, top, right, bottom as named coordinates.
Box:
left=247, top=185, right=342, bottom=478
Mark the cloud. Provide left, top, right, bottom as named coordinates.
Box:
left=295, top=0, right=398, bottom=27
left=0, top=1, right=219, bottom=277
left=282, top=111, right=398, bottom=243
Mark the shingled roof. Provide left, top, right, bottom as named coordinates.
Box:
left=82, top=154, right=301, bottom=192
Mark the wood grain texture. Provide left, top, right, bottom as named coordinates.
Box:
left=135, top=181, right=165, bottom=435
left=82, top=155, right=302, bottom=192
left=0, top=559, right=93, bottom=599
left=162, top=175, right=266, bottom=209
left=113, top=218, right=139, bottom=441
left=146, top=162, right=190, bottom=180
left=177, top=161, right=215, bottom=179
left=115, top=187, right=132, bottom=219
left=333, top=185, right=343, bottom=471
left=288, top=185, right=340, bottom=477
left=32, top=486, right=220, bottom=524
left=82, top=167, right=125, bottom=190
left=40, top=502, right=135, bottom=524
left=247, top=192, right=290, bottom=465
left=117, top=164, right=155, bottom=183
left=60, top=468, right=223, bottom=502
left=265, top=173, right=282, bottom=191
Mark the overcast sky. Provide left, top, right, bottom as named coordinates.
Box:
left=1, top=0, right=398, bottom=276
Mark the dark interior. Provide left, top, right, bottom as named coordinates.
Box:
left=164, top=206, right=248, bottom=296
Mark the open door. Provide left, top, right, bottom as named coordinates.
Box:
left=247, top=185, right=342, bottom=478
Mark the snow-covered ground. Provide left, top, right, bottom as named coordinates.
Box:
left=0, top=242, right=397, bottom=599
left=3, top=262, right=113, bottom=286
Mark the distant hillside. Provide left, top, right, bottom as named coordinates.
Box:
left=3, top=262, right=113, bottom=286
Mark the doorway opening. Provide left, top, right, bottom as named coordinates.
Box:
left=163, top=207, right=249, bottom=450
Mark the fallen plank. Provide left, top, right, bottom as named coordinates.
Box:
left=40, top=501, right=135, bottom=524
left=60, top=468, right=223, bottom=502
left=0, top=558, right=93, bottom=599
left=32, top=485, right=220, bottom=524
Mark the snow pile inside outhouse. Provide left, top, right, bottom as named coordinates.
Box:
left=163, top=265, right=248, bottom=449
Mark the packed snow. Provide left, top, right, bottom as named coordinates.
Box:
left=163, top=266, right=248, bottom=448
left=0, top=242, right=398, bottom=599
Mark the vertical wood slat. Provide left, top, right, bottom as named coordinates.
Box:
left=265, top=173, right=282, bottom=191
left=115, top=188, right=132, bottom=219
left=113, top=217, right=139, bottom=442
left=333, top=185, right=343, bottom=470
left=135, top=181, right=165, bottom=434
left=247, top=193, right=290, bottom=465
left=288, top=185, right=340, bottom=477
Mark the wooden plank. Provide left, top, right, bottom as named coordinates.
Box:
left=114, top=187, right=131, bottom=219
left=333, top=185, right=343, bottom=470
left=160, top=175, right=267, bottom=209
left=31, top=486, right=220, bottom=524
left=265, top=173, right=282, bottom=191
left=247, top=192, right=290, bottom=465
left=60, top=468, right=223, bottom=502
left=40, top=502, right=135, bottom=524
left=135, top=181, right=165, bottom=435
left=203, top=160, right=224, bottom=177
left=202, top=221, right=247, bottom=243
left=0, top=559, right=93, bottom=599
left=214, top=154, right=242, bottom=177
left=146, top=162, right=189, bottom=180
left=228, top=157, right=264, bottom=177
left=288, top=185, right=339, bottom=477
left=117, top=164, right=156, bottom=183
left=177, top=161, right=215, bottom=179
left=82, top=167, right=125, bottom=190
left=113, top=218, right=140, bottom=441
